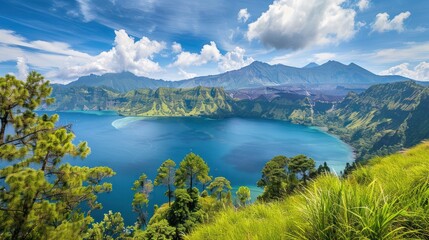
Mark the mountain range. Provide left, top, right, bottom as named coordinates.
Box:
left=65, top=61, right=411, bottom=92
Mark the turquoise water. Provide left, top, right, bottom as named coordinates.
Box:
left=45, top=111, right=354, bottom=225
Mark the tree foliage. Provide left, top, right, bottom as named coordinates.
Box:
left=257, top=155, right=293, bottom=201
left=206, top=177, right=232, bottom=201
left=131, top=173, right=153, bottom=229
left=0, top=73, right=115, bottom=239
left=86, top=211, right=126, bottom=240
left=289, top=154, right=316, bottom=185
left=155, top=159, right=176, bottom=206
left=166, top=188, right=203, bottom=240
left=175, top=153, right=211, bottom=191
left=236, top=186, right=251, bottom=207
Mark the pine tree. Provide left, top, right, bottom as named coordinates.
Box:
left=206, top=177, right=232, bottom=201
left=257, top=155, right=291, bottom=201
left=131, top=173, right=153, bottom=228
left=175, top=153, right=211, bottom=191
left=0, top=73, right=115, bottom=239
left=154, top=159, right=176, bottom=206
left=289, top=154, right=316, bottom=185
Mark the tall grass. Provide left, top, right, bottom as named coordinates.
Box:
left=187, top=142, right=429, bottom=239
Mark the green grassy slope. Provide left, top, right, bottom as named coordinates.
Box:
left=187, top=141, right=429, bottom=239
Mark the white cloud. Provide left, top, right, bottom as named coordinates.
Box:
left=172, top=42, right=182, bottom=53
left=172, top=41, right=221, bottom=67
left=313, top=52, right=337, bottom=63
left=77, top=0, right=95, bottom=22
left=16, top=57, right=28, bottom=80
left=178, top=68, right=197, bottom=79
left=371, top=11, right=411, bottom=33
left=380, top=62, right=429, bottom=81
left=357, top=0, right=369, bottom=11
left=247, top=0, right=356, bottom=50
left=237, top=8, right=250, bottom=23
left=54, top=29, right=166, bottom=80
left=370, top=41, right=429, bottom=64
left=218, top=47, right=254, bottom=72
left=0, top=29, right=91, bottom=59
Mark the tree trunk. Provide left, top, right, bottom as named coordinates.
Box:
left=0, top=112, right=9, bottom=145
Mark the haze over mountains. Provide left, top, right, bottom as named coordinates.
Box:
left=66, top=61, right=411, bottom=92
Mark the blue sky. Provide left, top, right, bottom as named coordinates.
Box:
left=0, top=0, right=428, bottom=82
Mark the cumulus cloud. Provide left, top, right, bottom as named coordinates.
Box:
left=237, top=8, right=250, bottom=23
left=380, top=62, right=429, bottom=81
left=371, top=11, right=411, bottom=33
left=357, top=0, right=369, bottom=11
left=172, top=42, right=182, bottom=53
left=247, top=0, right=356, bottom=50
left=16, top=57, right=28, bottom=80
left=218, top=47, right=254, bottom=72
left=172, top=41, right=221, bottom=67
left=54, top=29, right=166, bottom=79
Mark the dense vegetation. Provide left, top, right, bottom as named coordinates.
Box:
left=188, top=141, right=429, bottom=239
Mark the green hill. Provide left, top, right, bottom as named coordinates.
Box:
left=115, top=86, right=236, bottom=117
left=316, top=81, right=429, bottom=161
left=187, top=141, right=429, bottom=239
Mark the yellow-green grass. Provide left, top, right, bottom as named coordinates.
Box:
left=187, top=141, right=429, bottom=240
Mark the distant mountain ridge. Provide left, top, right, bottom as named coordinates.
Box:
left=65, top=61, right=411, bottom=91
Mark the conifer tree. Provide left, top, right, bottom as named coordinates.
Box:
left=0, top=73, right=115, bottom=239
left=155, top=159, right=176, bottom=206
left=206, top=177, right=232, bottom=201
left=131, top=173, right=153, bottom=228
left=175, top=153, right=211, bottom=191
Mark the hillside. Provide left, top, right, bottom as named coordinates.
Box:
left=115, top=87, right=237, bottom=117
left=316, top=81, right=429, bottom=161
left=64, top=61, right=411, bottom=92
left=187, top=141, right=429, bottom=239
left=46, top=86, right=237, bottom=117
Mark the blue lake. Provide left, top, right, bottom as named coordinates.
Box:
left=45, top=111, right=354, bottom=225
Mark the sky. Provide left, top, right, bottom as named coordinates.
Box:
left=0, top=0, right=428, bottom=83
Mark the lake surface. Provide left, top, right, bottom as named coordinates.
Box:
left=46, top=111, right=354, bottom=225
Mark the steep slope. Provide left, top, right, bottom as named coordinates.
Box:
left=115, top=86, right=237, bottom=117
left=47, top=85, right=120, bottom=110
left=317, top=81, right=429, bottom=160
left=45, top=86, right=237, bottom=117
left=187, top=142, right=429, bottom=239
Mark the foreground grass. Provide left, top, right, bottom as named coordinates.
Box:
left=187, top=141, right=429, bottom=239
